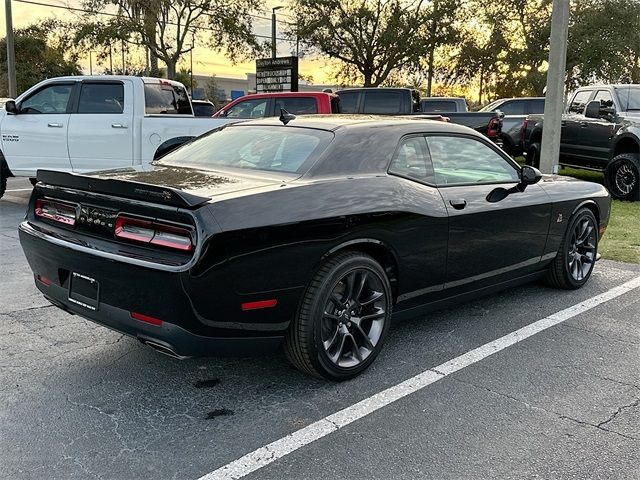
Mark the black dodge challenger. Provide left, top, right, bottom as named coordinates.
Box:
left=19, top=116, right=611, bottom=380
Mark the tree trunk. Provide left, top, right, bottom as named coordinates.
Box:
left=478, top=64, right=484, bottom=104
left=426, top=46, right=434, bottom=97
left=149, top=52, right=160, bottom=77
left=166, top=60, right=177, bottom=79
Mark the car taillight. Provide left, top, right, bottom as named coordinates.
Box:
left=114, top=216, right=193, bottom=251
left=35, top=199, right=77, bottom=226
left=487, top=118, right=501, bottom=138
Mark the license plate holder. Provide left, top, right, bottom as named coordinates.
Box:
left=68, top=272, right=100, bottom=311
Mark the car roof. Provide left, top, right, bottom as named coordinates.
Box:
left=230, top=114, right=477, bottom=135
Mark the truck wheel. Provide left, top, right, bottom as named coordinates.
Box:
left=545, top=207, right=598, bottom=290
left=604, top=153, right=640, bottom=201
left=526, top=142, right=541, bottom=169
left=285, top=251, right=392, bottom=381
left=0, top=170, right=5, bottom=199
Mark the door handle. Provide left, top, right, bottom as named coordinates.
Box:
left=449, top=199, right=467, bottom=210
left=47, top=123, right=63, bottom=128
left=111, top=123, right=128, bottom=129
left=580, top=122, right=589, bottom=127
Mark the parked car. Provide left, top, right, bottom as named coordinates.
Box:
left=479, top=97, right=545, bottom=157
left=214, top=91, right=340, bottom=118
left=420, top=96, right=469, bottom=113
left=0, top=76, right=233, bottom=199
left=191, top=99, right=217, bottom=117
left=522, top=85, right=640, bottom=200
left=19, top=116, right=610, bottom=380
left=337, top=88, right=503, bottom=144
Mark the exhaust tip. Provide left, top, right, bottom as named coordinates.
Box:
left=141, top=339, right=189, bottom=360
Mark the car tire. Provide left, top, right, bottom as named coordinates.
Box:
left=0, top=170, right=5, bottom=199
left=604, top=153, right=640, bottom=201
left=545, top=207, right=598, bottom=290
left=526, top=142, right=541, bottom=169
left=285, top=251, right=393, bottom=381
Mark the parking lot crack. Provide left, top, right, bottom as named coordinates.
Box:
left=452, top=378, right=638, bottom=441
left=597, top=398, right=640, bottom=429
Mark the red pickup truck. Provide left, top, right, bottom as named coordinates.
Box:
left=213, top=92, right=338, bottom=118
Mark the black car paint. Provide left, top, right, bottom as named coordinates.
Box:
left=18, top=117, right=611, bottom=357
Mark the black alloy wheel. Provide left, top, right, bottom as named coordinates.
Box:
left=321, top=268, right=387, bottom=368
left=545, top=207, right=598, bottom=290
left=285, top=251, right=392, bottom=381
left=605, top=153, right=640, bottom=201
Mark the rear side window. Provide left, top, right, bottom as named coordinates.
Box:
left=338, top=91, right=359, bottom=113
left=362, top=91, right=402, bottom=114
left=389, top=136, right=434, bottom=183
left=495, top=101, right=525, bottom=115
left=528, top=99, right=545, bottom=114
left=78, top=83, right=124, bottom=114
left=421, top=100, right=458, bottom=112
left=144, top=84, right=193, bottom=115
left=274, top=97, right=318, bottom=115
left=567, top=90, right=592, bottom=114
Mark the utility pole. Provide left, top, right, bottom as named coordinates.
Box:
left=121, top=40, right=126, bottom=74
left=271, top=6, right=283, bottom=59
left=539, top=0, right=570, bottom=174
left=5, top=0, right=17, bottom=97
left=89, top=51, right=93, bottom=75
left=109, top=45, right=113, bottom=74
left=190, top=32, right=194, bottom=95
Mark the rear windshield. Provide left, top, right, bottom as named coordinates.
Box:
left=158, top=125, right=334, bottom=174
left=144, top=84, right=193, bottom=115
left=193, top=103, right=217, bottom=116
left=421, top=100, right=458, bottom=112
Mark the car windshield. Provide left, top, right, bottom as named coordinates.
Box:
left=158, top=125, right=334, bottom=174
left=615, top=86, right=640, bottom=110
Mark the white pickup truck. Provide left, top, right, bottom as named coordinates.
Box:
left=0, top=76, right=232, bottom=198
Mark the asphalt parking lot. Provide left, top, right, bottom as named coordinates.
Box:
left=1, top=177, right=639, bottom=480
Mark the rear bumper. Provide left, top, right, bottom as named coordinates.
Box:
left=19, top=221, right=287, bottom=357
left=38, top=281, right=283, bottom=357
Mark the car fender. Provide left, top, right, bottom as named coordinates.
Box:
left=610, top=128, right=640, bottom=158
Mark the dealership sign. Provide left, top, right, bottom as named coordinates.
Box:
left=256, top=56, right=299, bottom=93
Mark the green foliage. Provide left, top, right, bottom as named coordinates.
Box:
left=204, top=75, right=226, bottom=108
left=174, top=68, right=197, bottom=91
left=289, top=0, right=439, bottom=87
left=0, top=23, right=81, bottom=96
left=72, top=0, right=266, bottom=79
left=567, top=0, right=640, bottom=89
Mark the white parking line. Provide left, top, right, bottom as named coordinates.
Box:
left=198, top=275, right=640, bottom=480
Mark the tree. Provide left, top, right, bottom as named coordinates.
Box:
left=567, top=0, right=640, bottom=89
left=0, top=23, right=81, bottom=96
left=75, top=0, right=265, bottom=79
left=174, top=67, right=197, bottom=92
left=204, top=74, right=226, bottom=108
left=288, top=0, right=430, bottom=87
left=422, top=0, right=460, bottom=96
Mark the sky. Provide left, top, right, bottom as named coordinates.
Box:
left=0, top=0, right=334, bottom=83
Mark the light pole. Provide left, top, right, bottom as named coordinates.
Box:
left=190, top=32, right=194, bottom=95
left=271, top=6, right=283, bottom=59
left=539, top=0, right=570, bottom=174
left=5, top=0, right=17, bottom=97
left=89, top=51, right=94, bottom=75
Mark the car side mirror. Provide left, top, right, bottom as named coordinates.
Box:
left=520, top=165, right=542, bottom=187
left=584, top=100, right=600, bottom=119
left=4, top=100, right=18, bottom=114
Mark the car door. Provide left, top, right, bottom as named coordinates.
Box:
left=562, top=89, right=595, bottom=161
left=582, top=89, right=618, bottom=164
left=67, top=80, right=135, bottom=172
left=0, top=82, right=74, bottom=176
left=426, top=134, right=551, bottom=291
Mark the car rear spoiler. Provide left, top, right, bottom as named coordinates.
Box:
left=36, top=170, right=210, bottom=209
